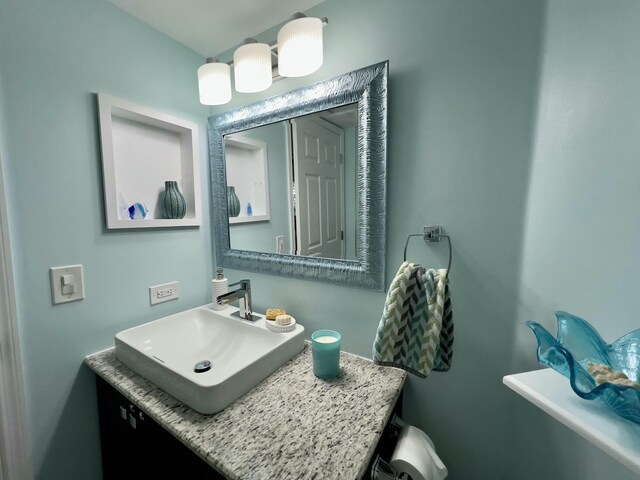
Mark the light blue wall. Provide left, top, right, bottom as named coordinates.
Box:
left=0, top=0, right=211, bottom=478
left=0, top=68, right=6, bottom=160
left=510, top=2, right=640, bottom=479
left=212, top=1, right=546, bottom=478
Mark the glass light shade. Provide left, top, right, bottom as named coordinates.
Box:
left=277, top=17, right=323, bottom=77
left=233, top=42, right=272, bottom=93
left=198, top=61, right=231, bottom=105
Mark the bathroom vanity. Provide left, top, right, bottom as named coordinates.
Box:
left=86, top=344, right=405, bottom=479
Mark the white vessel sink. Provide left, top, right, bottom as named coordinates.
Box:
left=115, top=305, right=305, bottom=414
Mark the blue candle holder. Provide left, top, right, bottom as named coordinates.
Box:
left=311, top=330, right=342, bottom=379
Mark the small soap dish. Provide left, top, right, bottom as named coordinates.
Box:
left=265, top=317, right=297, bottom=333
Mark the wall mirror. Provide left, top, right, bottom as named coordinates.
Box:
left=210, top=61, right=388, bottom=291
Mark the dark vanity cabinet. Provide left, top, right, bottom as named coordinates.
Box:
left=96, top=375, right=402, bottom=480
left=96, top=377, right=224, bottom=479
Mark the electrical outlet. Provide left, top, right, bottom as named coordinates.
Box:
left=149, top=281, right=179, bottom=305
left=157, top=288, right=173, bottom=298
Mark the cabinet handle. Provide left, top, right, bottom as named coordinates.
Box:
left=128, top=413, right=137, bottom=430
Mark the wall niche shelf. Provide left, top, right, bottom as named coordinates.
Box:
left=97, top=93, right=201, bottom=229
left=224, top=135, right=270, bottom=225
left=504, top=369, right=640, bottom=475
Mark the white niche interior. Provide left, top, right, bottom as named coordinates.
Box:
left=225, top=136, right=270, bottom=224
left=97, top=93, right=201, bottom=229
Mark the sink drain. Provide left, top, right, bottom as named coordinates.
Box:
left=194, top=360, right=212, bottom=373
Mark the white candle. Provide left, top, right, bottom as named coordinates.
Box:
left=315, top=335, right=338, bottom=344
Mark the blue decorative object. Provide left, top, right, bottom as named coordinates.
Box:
left=527, top=311, right=640, bottom=424
left=226, top=186, right=240, bottom=217
left=246, top=202, right=253, bottom=217
left=128, top=202, right=148, bottom=219
left=311, top=330, right=342, bottom=379
left=162, top=181, right=186, bottom=219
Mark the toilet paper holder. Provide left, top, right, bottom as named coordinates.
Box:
left=371, top=456, right=411, bottom=480
left=371, top=415, right=447, bottom=480
left=371, top=415, right=409, bottom=480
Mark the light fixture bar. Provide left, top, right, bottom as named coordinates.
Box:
left=198, top=14, right=327, bottom=104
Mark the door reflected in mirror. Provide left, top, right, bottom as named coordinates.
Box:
left=224, top=103, right=358, bottom=261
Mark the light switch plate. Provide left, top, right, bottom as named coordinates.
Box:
left=50, top=265, right=85, bottom=305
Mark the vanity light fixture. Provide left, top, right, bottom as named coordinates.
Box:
left=277, top=13, right=323, bottom=78
left=233, top=39, right=273, bottom=93
left=198, top=59, right=232, bottom=105
left=197, top=13, right=327, bottom=105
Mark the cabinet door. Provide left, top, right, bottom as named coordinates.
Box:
left=96, top=377, right=223, bottom=479
left=96, top=378, right=147, bottom=478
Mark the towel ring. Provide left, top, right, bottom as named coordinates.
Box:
left=403, top=225, right=452, bottom=273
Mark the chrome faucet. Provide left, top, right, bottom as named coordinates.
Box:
left=216, top=279, right=257, bottom=321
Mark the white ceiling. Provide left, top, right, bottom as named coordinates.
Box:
left=110, top=0, right=326, bottom=58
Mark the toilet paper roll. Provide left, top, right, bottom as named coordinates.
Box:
left=389, top=426, right=448, bottom=480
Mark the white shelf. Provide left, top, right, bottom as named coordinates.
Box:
left=97, top=93, right=201, bottom=229
left=229, top=214, right=270, bottom=224
left=503, top=369, right=640, bottom=475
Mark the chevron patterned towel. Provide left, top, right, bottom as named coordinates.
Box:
left=373, top=263, right=452, bottom=378
left=425, top=270, right=453, bottom=372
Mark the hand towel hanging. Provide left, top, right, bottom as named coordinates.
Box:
left=424, top=269, right=453, bottom=372
left=373, top=263, right=450, bottom=378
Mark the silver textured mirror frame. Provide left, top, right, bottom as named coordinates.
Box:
left=209, top=61, right=388, bottom=291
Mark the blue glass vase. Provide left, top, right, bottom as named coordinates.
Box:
left=527, top=311, right=640, bottom=424
left=162, top=181, right=186, bottom=219
left=227, top=186, right=240, bottom=217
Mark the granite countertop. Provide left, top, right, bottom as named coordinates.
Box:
left=86, top=344, right=406, bottom=480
